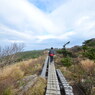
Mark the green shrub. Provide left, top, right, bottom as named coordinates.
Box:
left=83, top=39, right=95, bottom=47
left=57, top=49, right=63, bottom=54
left=82, top=45, right=88, bottom=52
left=57, top=49, right=73, bottom=57
left=82, top=48, right=95, bottom=60
left=61, top=57, right=73, bottom=67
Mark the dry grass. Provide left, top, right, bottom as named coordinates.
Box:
left=0, top=65, right=24, bottom=81
left=80, top=59, right=95, bottom=73
left=0, top=56, right=45, bottom=95
left=25, top=77, right=46, bottom=95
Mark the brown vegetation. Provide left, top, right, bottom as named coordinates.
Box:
left=0, top=56, right=45, bottom=95
left=25, top=77, right=46, bottom=95
left=80, top=59, right=95, bottom=73
left=0, top=43, right=24, bottom=67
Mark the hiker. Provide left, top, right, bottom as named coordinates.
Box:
left=48, top=47, right=55, bottom=62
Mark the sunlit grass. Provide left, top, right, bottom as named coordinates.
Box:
left=25, top=77, right=46, bottom=95
left=0, top=56, right=45, bottom=95
left=80, top=59, right=95, bottom=73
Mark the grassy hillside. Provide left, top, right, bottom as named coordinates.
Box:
left=0, top=49, right=46, bottom=95
left=16, top=50, right=44, bottom=61
left=0, top=50, right=44, bottom=67
left=0, top=55, right=46, bottom=95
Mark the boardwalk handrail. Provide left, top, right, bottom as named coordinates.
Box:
left=40, top=56, right=48, bottom=78
left=56, top=69, right=74, bottom=95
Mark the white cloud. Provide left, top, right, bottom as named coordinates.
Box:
left=76, top=16, right=90, bottom=26
left=36, top=31, right=75, bottom=43
left=7, top=40, right=24, bottom=43
left=0, top=0, right=66, bottom=43
left=0, top=0, right=58, bottom=34
left=0, top=0, right=95, bottom=50
left=0, top=24, right=32, bottom=39
left=50, top=0, right=95, bottom=41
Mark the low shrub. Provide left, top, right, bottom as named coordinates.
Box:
left=57, top=49, right=63, bottom=54
left=82, top=48, right=95, bottom=60
left=57, top=49, right=73, bottom=57
left=61, top=57, right=73, bottom=67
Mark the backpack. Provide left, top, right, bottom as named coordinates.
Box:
left=49, top=54, right=54, bottom=56
left=49, top=50, right=55, bottom=56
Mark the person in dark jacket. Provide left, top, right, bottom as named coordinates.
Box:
left=48, top=47, right=55, bottom=62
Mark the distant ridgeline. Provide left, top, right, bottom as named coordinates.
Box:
left=0, top=50, right=43, bottom=67
left=16, top=50, right=43, bottom=61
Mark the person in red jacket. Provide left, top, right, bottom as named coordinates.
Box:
left=48, top=47, right=55, bottom=62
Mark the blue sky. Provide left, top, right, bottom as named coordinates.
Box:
left=0, top=0, right=95, bottom=50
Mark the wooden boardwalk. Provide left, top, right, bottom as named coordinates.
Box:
left=46, top=61, right=61, bottom=95
left=41, top=57, right=74, bottom=95
left=57, top=69, right=74, bottom=95
left=40, top=56, right=48, bottom=78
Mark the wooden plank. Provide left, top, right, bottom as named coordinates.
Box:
left=56, top=69, right=74, bottom=95
left=46, top=61, right=61, bottom=95
left=40, top=56, right=48, bottom=78
left=46, top=90, right=61, bottom=95
left=47, top=84, right=60, bottom=91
